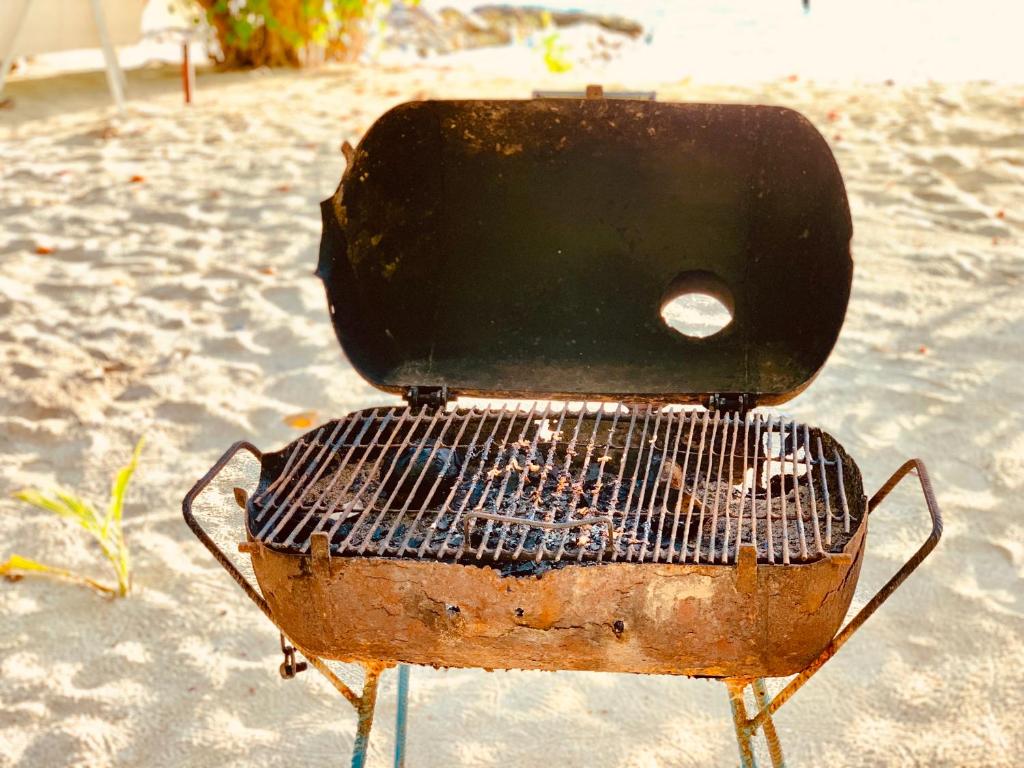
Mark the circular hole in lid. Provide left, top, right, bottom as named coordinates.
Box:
left=660, top=271, right=734, bottom=339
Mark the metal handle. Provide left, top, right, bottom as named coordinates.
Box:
left=181, top=441, right=275, bottom=620
left=183, top=441, right=382, bottom=719
left=748, top=458, right=943, bottom=729
left=462, top=511, right=615, bottom=555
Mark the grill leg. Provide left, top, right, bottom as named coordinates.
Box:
left=352, top=667, right=382, bottom=768
left=726, top=680, right=758, bottom=768
left=394, top=665, right=410, bottom=768
left=752, top=679, right=786, bottom=768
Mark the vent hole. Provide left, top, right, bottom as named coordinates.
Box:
left=659, top=278, right=733, bottom=337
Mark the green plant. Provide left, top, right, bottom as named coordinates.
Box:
left=194, top=0, right=408, bottom=68
left=1, top=438, right=143, bottom=598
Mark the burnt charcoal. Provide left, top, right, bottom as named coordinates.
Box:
left=378, top=440, right=462, bottom=506
left=768, top=473, right=800, bottom=497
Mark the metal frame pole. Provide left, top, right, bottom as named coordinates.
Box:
left=727, top=680, right=758, bottom=768
left=87, top=0, right=125, bottom=111
left=394, top=665, right=410, bottom=768
left=752, top=679, right=786, bottom=768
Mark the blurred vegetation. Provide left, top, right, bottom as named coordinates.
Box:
left=192, top=0, right=413, bottom=68
left=540, top=31, right=571, bottom=73
left=538, top=11, right=571, bottom=74
left=1, top=439, right=143, bottom=598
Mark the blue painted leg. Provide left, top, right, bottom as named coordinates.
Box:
left=394, top=665, right=410, bottom=768
left=352, top=668, right=382, bottom=768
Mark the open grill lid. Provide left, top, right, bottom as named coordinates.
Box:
left=317, top=97, right=852, bottom=406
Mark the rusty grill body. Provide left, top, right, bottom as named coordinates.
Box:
left=245, top=405, right=866, bottom=677
left=184, top=92, right=941, bottom=767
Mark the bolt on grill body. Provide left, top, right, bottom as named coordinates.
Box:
left=250, top=404, right=862, bottom=571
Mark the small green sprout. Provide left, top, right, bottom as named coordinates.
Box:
left=1, top=438, right=143, bottom=598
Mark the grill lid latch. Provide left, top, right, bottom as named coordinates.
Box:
left=706, top=393, right=751, bottom=416
left=404, top=385, right=450, bottom=410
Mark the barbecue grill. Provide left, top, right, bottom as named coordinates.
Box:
left=183, top=87, right=942, bottom=767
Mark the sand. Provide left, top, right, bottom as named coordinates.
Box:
left=0, top=61, right=1022, bottom=767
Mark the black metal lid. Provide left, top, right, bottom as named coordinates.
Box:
left=317, top=98, right=852, bottom=405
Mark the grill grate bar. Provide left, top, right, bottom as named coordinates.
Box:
left=584, top=406, right=623, bottom=563
left=702, top=413, right=733, bottom=564
left=664, top=409, right=700, bottom=562
left=601, top=408, right=639, bottom=562
left=391, top=410, right=476, bottom=557
left=260, top=416, right=357, bottom=542
left=314, top=407, right=427, bottom=552
left=719, top=412, right=742, bottom=563
left=768, top=415, right=780, bottom=563
left=803, top=424, right=825, bottom=556
left=677, top=410, right=711, bottom=564
left=816, top=435, right=833, bottom=547
left=622, top=406, right=663, bottom=562
left=489, top=404, right=553, bottom=561
left=636, top=412, right=676, bottom=563
left=553, top=407, right=605, bottom=562
left=835, top=448, right=851, bottom=534
left=352, top=407, right=447, bottom=555
left=288, top=408, right=399, bottom=547
left=439, top=407, right=509, bottom=560
left=253, top=430, right=322, bottom=523
left=646, top=408, right=683, bottom=563
left=528, top=406, right=574, bottom=562
left=789, top=420, right=809, bottom=560
left=692, top=411, right=723, bottom=563
left=249, top=405, right=861, bottom=566
left=471, top=404, right=540, bottom=561
left=749, top=413, right=763, bottom=557
left=462, top=405, right=528, bottom=560
left=610, top=406, right=654, bottom=562
left=416, top=406, right=493, bottom=558
left=372, top=407, right=469, bottom=555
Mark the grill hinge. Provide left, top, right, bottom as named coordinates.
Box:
left=706, top=393, right=752, bottom=416
left=404, top=385, right=450, bottom=410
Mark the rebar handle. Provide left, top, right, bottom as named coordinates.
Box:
left=748, top=458, right=943, bottom=730
left=183, top=441, right=378, bottom=715
left=181, top=441, right=274, bottom=619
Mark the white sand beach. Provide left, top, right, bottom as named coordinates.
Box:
left=1, top=54, right=1022, bottom=767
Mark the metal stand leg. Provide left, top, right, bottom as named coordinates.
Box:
left=725, top=679, right=787, bottom=768
left=727, top=681, right=758, bottom=768
left=394, top=665, right=410, bottom=768
left=752, top=680, right=785, bottom=768
left=352, top=667, right=382, bottom=768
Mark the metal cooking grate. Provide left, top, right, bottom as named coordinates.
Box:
left=248, top=404, right=863, bottom=568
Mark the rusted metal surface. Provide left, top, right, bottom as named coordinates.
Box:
left=247, top=517, right=864, bottom=677
left=744, top=458, right=943, bottom=731
left=249, top=404, right=865, bottom=570
left=726, top=678, right=787, bottom=768
left=318, top=99, right=852, bottom=406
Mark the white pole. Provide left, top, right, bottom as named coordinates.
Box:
left=88, top=0, right=125, bottom=112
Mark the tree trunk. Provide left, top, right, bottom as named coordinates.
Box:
left=196, top=0, right=311, bottom=68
